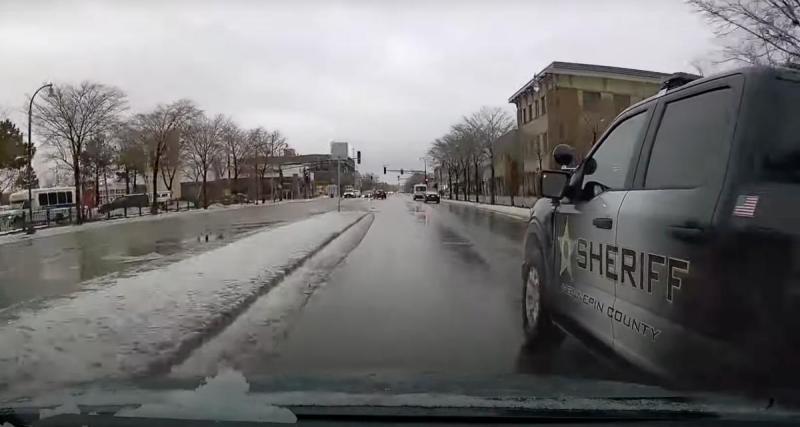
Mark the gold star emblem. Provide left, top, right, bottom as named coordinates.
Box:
left=558, top=220, right=574, bottom=278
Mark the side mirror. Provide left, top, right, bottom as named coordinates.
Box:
left=584, top=157, right=597, bottom=175
left=540, top=170, right=570, bottom=200
left=553, top=144, right=576, bottom=167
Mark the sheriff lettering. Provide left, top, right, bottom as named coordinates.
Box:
left=574, top=238, right=690, bottom=304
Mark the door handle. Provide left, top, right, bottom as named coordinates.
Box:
left=669, top=225, right=707, bottom=243
left=592, top=217, right=613, bottom=229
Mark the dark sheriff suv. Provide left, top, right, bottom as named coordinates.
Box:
left=522, top=66, right=800, bottom=388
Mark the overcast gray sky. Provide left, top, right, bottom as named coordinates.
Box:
left=0, top=0, right=718, bottom=182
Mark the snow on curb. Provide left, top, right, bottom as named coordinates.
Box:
left=0, top=211, right=365, bottom=396
left=441, top=199, right=531, bottom=220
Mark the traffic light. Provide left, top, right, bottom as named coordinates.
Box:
left=400, top=168, right=404, bottom=175
left=357, top=151, right=361, bottom=164
left=383, top=166, right=387, bottom=174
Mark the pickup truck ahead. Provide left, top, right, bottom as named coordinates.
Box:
left=522, top=66, right=800, bottom=389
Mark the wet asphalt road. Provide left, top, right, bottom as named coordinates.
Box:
left=245, top=195, right=638, bottom=383
left=0, top=199, right=343, bottom=310
left=0, top=194, right=638, bottom=385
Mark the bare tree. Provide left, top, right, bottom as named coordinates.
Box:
left=450, top=123, right=481, bottom=202
left=82, top=134, right=115, bottom=208
left=221, top=120, right=250, bottom=194
left=134, top=99, right=200, bottom=214
left=114, top=121, right=146, bottom=193
left=34, top=81, right=127, bottom=223
left=268, top=130, right=288, bottom=201
left=248, top=127, right=271, bottom=203
left=183, top=113, right=224, bottom=209
left=505, top=156, right=521, bottom=206
left=689, top=0, right=800, bottom=66
left=159, top=129, right=182, bottom=194
left=465, top=106, right=514, bottom=205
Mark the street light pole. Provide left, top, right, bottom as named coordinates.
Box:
left=26, top=83, right=53, bottom=235
left=336, top=158, right=341, bottom=212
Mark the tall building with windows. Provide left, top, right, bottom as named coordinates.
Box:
left=508, top=61, right=670, bottom=195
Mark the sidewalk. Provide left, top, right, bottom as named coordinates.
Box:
left=441, top=198, right=532, bottom=221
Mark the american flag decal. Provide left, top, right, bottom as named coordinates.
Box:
left=733, top=195, right=759, bottom=218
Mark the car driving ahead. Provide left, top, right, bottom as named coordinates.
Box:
left=424, top=191, right=440, bottom=203
left=522, top=66, right=800, bottom=389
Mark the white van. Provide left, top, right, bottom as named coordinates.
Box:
left=413, top=184, right=427, bottom=201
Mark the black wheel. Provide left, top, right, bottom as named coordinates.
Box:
left=522, top=250, right=564, bottom=346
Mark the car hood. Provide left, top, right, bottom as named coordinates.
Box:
left=2, top=371, right=795, bottom=423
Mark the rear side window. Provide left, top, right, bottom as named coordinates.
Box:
left=38, top=194, right=48, bottom=206
left=761, top=78, right=800, bottom=182
left=48, top=193, right=58, bottom=205
left=645, top=88, right=735, bottom=188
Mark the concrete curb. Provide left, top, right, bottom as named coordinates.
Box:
left=146, top=211, right=371, bottom=375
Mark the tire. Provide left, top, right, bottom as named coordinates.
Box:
left=522, top=250, right=564, bottom=346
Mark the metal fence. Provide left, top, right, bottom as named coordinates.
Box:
left=0, top=200, right=200, bottom=234
left=0, top=207, right=77, bottom=233
left=91, top=200, right=197, bottom=221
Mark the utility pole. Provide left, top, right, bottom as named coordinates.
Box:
left=26, top=83, right=53, bottom=234
left=337, top=158, right=341, bottom=212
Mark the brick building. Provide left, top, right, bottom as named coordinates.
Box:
left=508, top=61, right=670, bottom=195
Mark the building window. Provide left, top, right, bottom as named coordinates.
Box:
left=613, top=94, right=631, bottom=114
left=582, top=91, right=602, bottom=111
left=527, top=104, right=533, bottom=121
left=541, top=96, right=546, bottom=115
left=535, top=100, right=540, bottom=117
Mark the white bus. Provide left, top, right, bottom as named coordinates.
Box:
left=7, top=187, right=77, bottom=225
